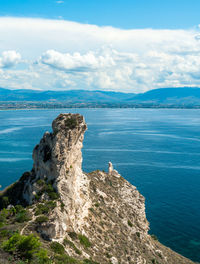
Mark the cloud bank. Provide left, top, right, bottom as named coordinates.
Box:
left=0, top=17, right=200, bottom=92
left=0, top=51, right=21, bottom=68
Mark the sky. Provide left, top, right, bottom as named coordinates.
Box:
left=1, top=0, right=200, bottom=92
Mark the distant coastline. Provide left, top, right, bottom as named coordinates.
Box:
left=1, top=102, right=200, bottom=110
left=2, top=86, right=200, bottom=110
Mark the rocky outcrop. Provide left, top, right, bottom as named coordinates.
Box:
left=25, top=114, right=91, bottom=239
left=0, top=113, right=195, bottom=264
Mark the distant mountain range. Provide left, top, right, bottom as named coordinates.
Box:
left=0, top=88, right=134, bottom=103
left=1, top=87, right=200, bottom=107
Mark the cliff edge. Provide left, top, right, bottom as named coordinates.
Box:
left=0, top=113, right=195, bottom=264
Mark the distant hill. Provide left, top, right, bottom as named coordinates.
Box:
left=0, top=88, right=135, bottom=103
left=129, top=87, right=200, bottom=105
left=1, top=87, right=200, bottom=106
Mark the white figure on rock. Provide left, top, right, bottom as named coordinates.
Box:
left=108, top=161, right=120, bottom=178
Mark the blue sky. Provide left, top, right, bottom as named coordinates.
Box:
left=1, top=0, right=200, bottom=29
left=0, top=1, right=200, bottom=92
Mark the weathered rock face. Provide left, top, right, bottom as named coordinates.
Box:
left=13, top=114, right=91, bottom=239
left=1, top=113, right=195, bottom=264
left=33, top=114, right=91, bottom=239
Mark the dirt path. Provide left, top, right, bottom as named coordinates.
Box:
left=20, top=206, right=36, bottom=235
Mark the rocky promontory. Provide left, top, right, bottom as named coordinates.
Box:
left=0, top=113, right=196, bottom=264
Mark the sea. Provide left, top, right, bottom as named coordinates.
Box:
left=0, top=108, right=200, bottom=262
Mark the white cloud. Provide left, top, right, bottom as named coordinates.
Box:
left=0, top=17, right=200, bottom=92
left=0, top=50, right=21, bottom=68
left=56, top=0, right=64, bottom=3
left=40, top=49, right=115, bottom=71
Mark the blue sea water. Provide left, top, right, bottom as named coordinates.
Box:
left=0, top=108, right=200, bottom=262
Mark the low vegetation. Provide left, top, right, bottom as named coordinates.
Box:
left=50, top=242, right=65, bottom=255
left=64, top=238, right=82, bottom=255
left=78, top=234, right=91, bottom=248
left=35, top=215, right=48, bottom=224
left=0, top=193, right=99, bottom=264
left=2, top=233, right=49, bottom=263
left=65, top=118, right=77, bottom=130
left=127, top=220, right=133, bottom=227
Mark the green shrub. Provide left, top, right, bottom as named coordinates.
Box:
left=64, top=238, right=81, bottom=255
left=9, top=206, right=17, bottom=216
left=44, top=184, right=54, bottom=193
left=48, top=191, right=59, bottom=200
left=2, top=196, right=9, bottom=208
left=89, top=207, right=95, bottom=213
left=151, top=234, right=158, bottom=240
left=83, top=259, right=99, bottom=264
left=0, top=208, right=9, bottom=218
left=35, top=215, right=48, bottom=224
left=136, top=232, right=140, bottom=238
left=0, top=228, right=14, bottom=238
left=15, top=205, right=24, bottom=213
left=33, top=248, right=50, bottom=264
left=38, top=183, right=59, bottom=200
left=45, top=201, right=57, bottom=209
left=68, top=232, right=77, bottom=240
left=35, top=201, right=57, bottom=216
left=3, top=232, right=21, bottom=253
left=60, top=201, right=65, bottom=212
left=65, top=118, right=77, bottom=130
left=54, top=254, right=81, bottom=264
left=15, top=209, right=31, bottom=223
left=128, top=220, right=133, bottom=227
left=0, top=208, right=9, bottom=226
left=17, top=234, right=41, bottom=259
left=37, top=179, right=45, bottom=186
left=34, top=194, right=40, bottom=201
left=50, top=241, right=65, bottom=254
left=35, top=204, right=49, bottom=216
left=3, top=233, right=41, bottom=260
left=78, top=234, right=91, bottom=248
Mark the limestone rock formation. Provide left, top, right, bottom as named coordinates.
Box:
left=24, top=113, right=90, bottom=239
left=0, top=113, right=195, bottom=264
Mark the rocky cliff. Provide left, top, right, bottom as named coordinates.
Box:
left=0, top=113, right=195, bottom=264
